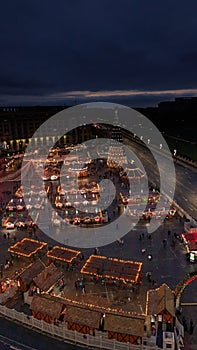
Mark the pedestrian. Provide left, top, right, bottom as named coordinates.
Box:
left=7, top=232, right=10, bottom=239
left=174, top=232, right=177, bottom=239
left=139, top=234, right=142, bottom=241
left=119, top=238, right=124, bottom=245
left=94, top=247, right=99, bottom=255
left=168, top=230, right=171, bottom=237
left=189, top=319, right=194, bottom=335
left=182, top=318, right=188, bottom=332
left=80, top=253, right=84, bottom=261
left=146, top=272, right=151, bottom=282
left=3, top=233, right=6, bottom=239
left=61, top=278, right=65, bottom=288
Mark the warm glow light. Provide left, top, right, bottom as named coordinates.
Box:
left=47, top=246, right=81, bottom=263
left=81, top=255, right=142, bottom=283
left=8, top=238, right=47, bottom=257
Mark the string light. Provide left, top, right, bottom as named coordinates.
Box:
left=47, top=246, right=81, bottom=263
left=81, top=255, right=142, bottom=283
left=8, top=238, right=47, bottom=258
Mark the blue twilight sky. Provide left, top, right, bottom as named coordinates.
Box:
left=0, top=0, right=197, bottom=106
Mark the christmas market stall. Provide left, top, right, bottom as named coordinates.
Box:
left=181, top=229, right=197, bottom=262
left=64, top=305, right=102, bottom=335
left=32, top=263, right=64, bottom=293
left=146, top=283, right=175, bottom=332
left=104, top=313, right=145, bottom=345
left=8, top=238, right=47, bottom=261
left=81, top=255, right=142, bottom=286
left=30, top=293, right=65, bottom=324
left=17, top=260, right=46, bottom=292
left=47, top=246, right=81, bottom=269
left=0, top=279, right=18, bottom=306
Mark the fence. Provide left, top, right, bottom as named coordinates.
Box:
left=0, top=304, right=158, bottom=350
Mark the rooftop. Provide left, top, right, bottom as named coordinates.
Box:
left=8, top=238, right=47, bottom=258
left=81, top=254, right=142, bottom=284
left=33, top=263, right=64, bottom=292
left=47, top=246, right=80, bottom=263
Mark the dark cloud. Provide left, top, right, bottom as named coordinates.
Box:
left=0, top=0, right=197, bottom=105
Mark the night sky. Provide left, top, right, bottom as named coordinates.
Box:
left=0, top=0, right=197, bottom=106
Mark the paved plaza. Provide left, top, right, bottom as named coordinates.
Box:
left=0, top=159, right=197, bottom=348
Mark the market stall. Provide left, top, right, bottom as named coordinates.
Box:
left=146, top=283, right=175, bottom=330
left=47, top=246, right=81, bottom=268
left=0, top=280, right=18, bottom=306
left=104, top=313, right=145, bottom=345
left=181, top=229, right=197, bottom=262
left=30, top=293, right=65, bottom=323
left=64, top=305, right=102, bottom=335
left=81, top=255, right=142, bottom=285
left=8, top=238, right=47, bottom=260
left=17, top=260, right=46, bottom=292
left=33, top=263, right=64, bottom=293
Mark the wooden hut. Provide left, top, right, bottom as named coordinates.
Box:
left=30, top=294, right=64, bottom=324
left=104, top=313, right=145, bottom=345
left=47, top=246, right=80, bottom=268
left=64, top=305, right=102, bottom=335
left=146, top=284, right=175, bottom=329
left=17, top=260, right=46, bottom=292
left=8, top=238, right=47, bottom=260
left=81, top=255, right=142, bottom=284
left=0, top=284, right=18, bottom=306
left=33, top=263, right=64, bottom=293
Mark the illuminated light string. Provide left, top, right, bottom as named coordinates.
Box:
left=8, top=238, right=47, bottom=258
left=80, top=255, right=142, bottom=283
left=145, top=283, right=175, bottom=316
left=47, top=246, right=81, bottom=263
left=48, top=293, right=147, bottom=318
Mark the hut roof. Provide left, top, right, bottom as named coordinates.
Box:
left=19, top=260, right=46, bottom=285
left=64, top=306, right=101, bottom=329
left=104, top=314, right=145, bottom=337
left=146, top=283, right=175, bottom=316
left=33, top=263, right=64, bottom=292
left=187, top=241, right=197, bottom=252
left=8, top=238, right=47, bottom=257
left=0, top=285, right=18, bottom=305
left=47, top=246, right=80, bottom=263
left=81, top=255, right=142, bottom=283
left=30, top=294, right=63, bottom=319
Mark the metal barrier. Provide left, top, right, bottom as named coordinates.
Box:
left=0, top=304, right=159, bottom=350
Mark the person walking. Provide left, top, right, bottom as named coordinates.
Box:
left=189, top=319, right=194, bottom=335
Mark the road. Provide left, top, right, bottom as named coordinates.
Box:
left=124, top=137, right=197, bottom=221
left=0, top=316, right=83, bottom=350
